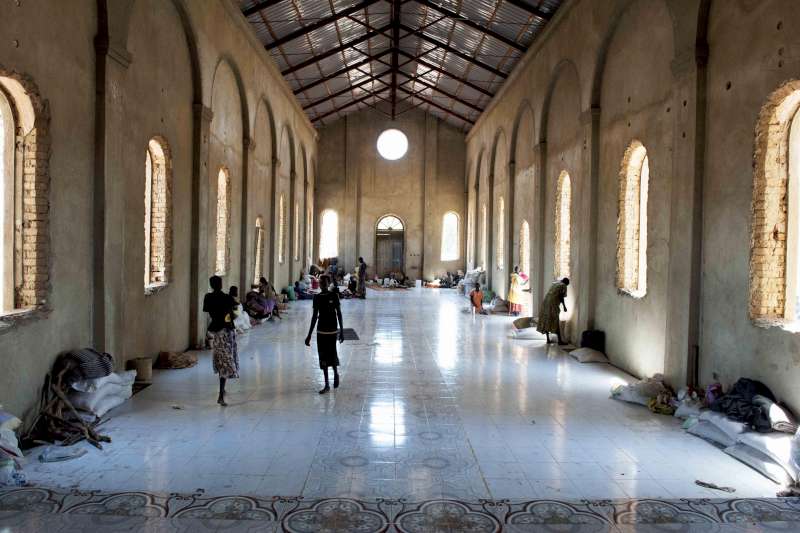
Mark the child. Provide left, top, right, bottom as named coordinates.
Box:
left=470, top=283, right=488, bottom=315
left=304, top=275, right=344, bottom=394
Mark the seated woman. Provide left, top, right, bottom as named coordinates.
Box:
left=294, top=281, right=313, bottom=300
left=229, top=286, right=252, bottom=332
left=260, top=277, right=281, bottom=319
left=244, top=284, right=270, bottom=320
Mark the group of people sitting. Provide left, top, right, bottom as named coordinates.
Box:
left=234, top=277, right=283, bottom=329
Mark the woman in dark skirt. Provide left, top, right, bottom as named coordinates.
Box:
left=305, top=274, right=344, bottom=394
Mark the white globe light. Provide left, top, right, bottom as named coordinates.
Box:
left=376, top=129, right=408, bottom=160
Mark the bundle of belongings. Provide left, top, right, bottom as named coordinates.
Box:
left=459, top=269, right=484, bottom=296
left=611, top=374, right=676, bottom=415
left=0, top=408, right=25, bottom=486
left=24, top=349, right=133, bottom=449
left=484, top=296, right=509, bottom=314
left=680, top=379, right=800, bottom=486
left=154, top=351, right=198, bottom=370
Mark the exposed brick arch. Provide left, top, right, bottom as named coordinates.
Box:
left=554, top=171, right=571, bottom=279
left=0, top=68, right=51, bottom=316
left=144, top=136, right=172, bottom=292
left=616, top=140, right=649, bottom=297
left=750, top=80, right=800, bottom=324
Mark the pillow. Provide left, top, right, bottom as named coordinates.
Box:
left=687, top=420, right=737, bottom=448
left=724, top=444, right=793, bottom=485
left=569, top=348, right=608, bottom=364
left=737, top=430, right=799, bottom=481
left=699, top=410, right=748, bottom=441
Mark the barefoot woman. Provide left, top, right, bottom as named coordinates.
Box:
left=305, top=275, right=344, bottom=394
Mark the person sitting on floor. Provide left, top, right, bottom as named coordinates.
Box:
left=259, top=277, right=282, bottom=320
left=294, top=280, right=313, bottom=300
left=244, top=284, right=270, bottom=320
left=229, top=286, right=252, bottom=332
left=470, top=283, right=488, bottom=315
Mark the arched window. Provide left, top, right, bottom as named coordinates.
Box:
left=278, top=194, right=285, bottom=264
left=441, top=212, right=459, bottom=261
left=0, top=74, right=50, bottom=314
left=751, top=81, right=800, bottom=325
left=307, top=206, right=313, bottom=265
left=481, top=203, right=487, bottom=269
left=144, top=138, right=171, bottom=291
left=496, top=197, right=505, bottom=270
left=319, top=209, right=338, bottom=259
left=215, top=168, right=230, bottom=276
left=466, top=210, right=474, bottom=266
left=616, top=141, right=649, bottom=297
left=555, top=171, right=571, bottom=279
left=377, top=215, right=403, bottom=231
left=293, top=201, right=300, bottom=262
left=253, top=216, right=264, bottom=284
left=520, top=220, right=530, bottom=277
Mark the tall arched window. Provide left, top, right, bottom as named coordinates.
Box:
left=616, top=141, right=649, bottom=297
left=466, top=210, right=474, bottom=266
left=496, top=197, right=505, bottom=270
left=319, top=209, right=338, bottom=259
left=751, top=81, right=800, bottom=325
left=253, top=216, right=264, bottom=284
left=520, top=220, right=530, bottom=277
left=441, top=212, right=459, bottom=261
left=293, top=201, right=300, bottom=262
left=215, top=168, right=230, bottom=276
left=481, top=203, right=488, bottom=269
left=278, top=194, right=286, bottom=264
left=144, top=137, right=171, bottom=291
left=554, top=171, right=571, bottom=279
left=0, top=74, right=50, bottom=314
left=307, top=206, right=313, bottom=265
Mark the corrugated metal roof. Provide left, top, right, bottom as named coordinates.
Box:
left=240, top=0, right=562, bottom=131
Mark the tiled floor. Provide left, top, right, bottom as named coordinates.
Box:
left=18, top=288, right=782, bottom=502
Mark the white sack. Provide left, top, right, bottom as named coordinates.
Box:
left=569, top=348, right=609, bottom=364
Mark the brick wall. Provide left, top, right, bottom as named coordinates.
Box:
left=215, top=167, right=230, bottom=276
left=146, top=138, right=172, bottom=287
left=616, top=141, right=647, bottom=295
left=750, top=81, right=800, bottom=323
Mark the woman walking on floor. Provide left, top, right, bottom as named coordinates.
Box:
left=203, top=275, right=239, bottom=406
left=305, top=274, right=344, bottom=394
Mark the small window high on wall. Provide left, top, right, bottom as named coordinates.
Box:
left=751, top=81, right=800, bottom=326
left=441, top=212, right=459, bottom=261
left=253, top=216, right=264, bottom=285
left=497, top=197, right=505, bottom=270
left=319, top=209, right=338, bottom=260
left=554, top=171, right=571, bottom=279
left=278, top=195, right=285, bottom=264
left=616, top=141, right=649, bottom=297
left=520, top=220, right=530, bottom=277
left=144, top=137, right=171, bottom=292
left=215, top=168, right=230, bottom=276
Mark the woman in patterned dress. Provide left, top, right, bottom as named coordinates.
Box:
left=537, top=277, right=570, bottom=345
left=203, top=275, right=239, bottom=406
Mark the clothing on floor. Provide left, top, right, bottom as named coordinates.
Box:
left=537, top=281, right=567, bottom=334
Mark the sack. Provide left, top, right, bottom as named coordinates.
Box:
left=0, top=411, right=21, bottom=432
left=569, top=348, right=608, bottom=364
left=737, top=430, right=799, bottom=481
left=725, top=444, right=792, bottom=485
left=699, top=411, right=748, bottom=442
left=687, top=420, right=737, bottom=448
left=154, top=351, right=198, bottom=370
left=69, top=372, right=136, bottom=414
left=580, top=330, right=605, bottom=353
left=71, top=370, right=137, bottom=393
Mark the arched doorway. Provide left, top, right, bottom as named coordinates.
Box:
left=375, top=215, right=404, bottom=278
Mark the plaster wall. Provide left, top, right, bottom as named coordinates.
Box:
left=701, top=0, right=800, bottom=408
left=315, top=108, right=465, bottom=280
left=0, top=0, right=317, bottom=419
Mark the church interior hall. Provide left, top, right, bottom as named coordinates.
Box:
left=3, top=0, right=800, bottom=531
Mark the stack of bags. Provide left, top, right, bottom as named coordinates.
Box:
left=683, top=379, right=800, bottom=485
left=68, top=370, right=137, bottom=418
left=0, top=407, right=25, bottom=486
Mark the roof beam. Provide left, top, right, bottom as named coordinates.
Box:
left=414, top=0, right=525, bottom=52
left=397, top=71, right=483, bottom=113
left=396, top=49, right=494, bottom=97
left=397, top=85, right=474, bottom=124
left=391, top=0, right=401, bottom=119
left=503, top=0, right=552, bottom=21
left=266, top=0, right=384, bottom=51
left=311, top=87, right=391, bottom=123
left=302, top=69, right=392, bottom=110
left=242, top=0, right=285, bottom=18
left=292, top=50, right=391, bottom=95
left=399, top=23, right=507, bottom=78
left=281, top=23, right=392, bottom=76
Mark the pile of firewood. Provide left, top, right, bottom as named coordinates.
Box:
left=21, top=360, right=111, bottom=449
